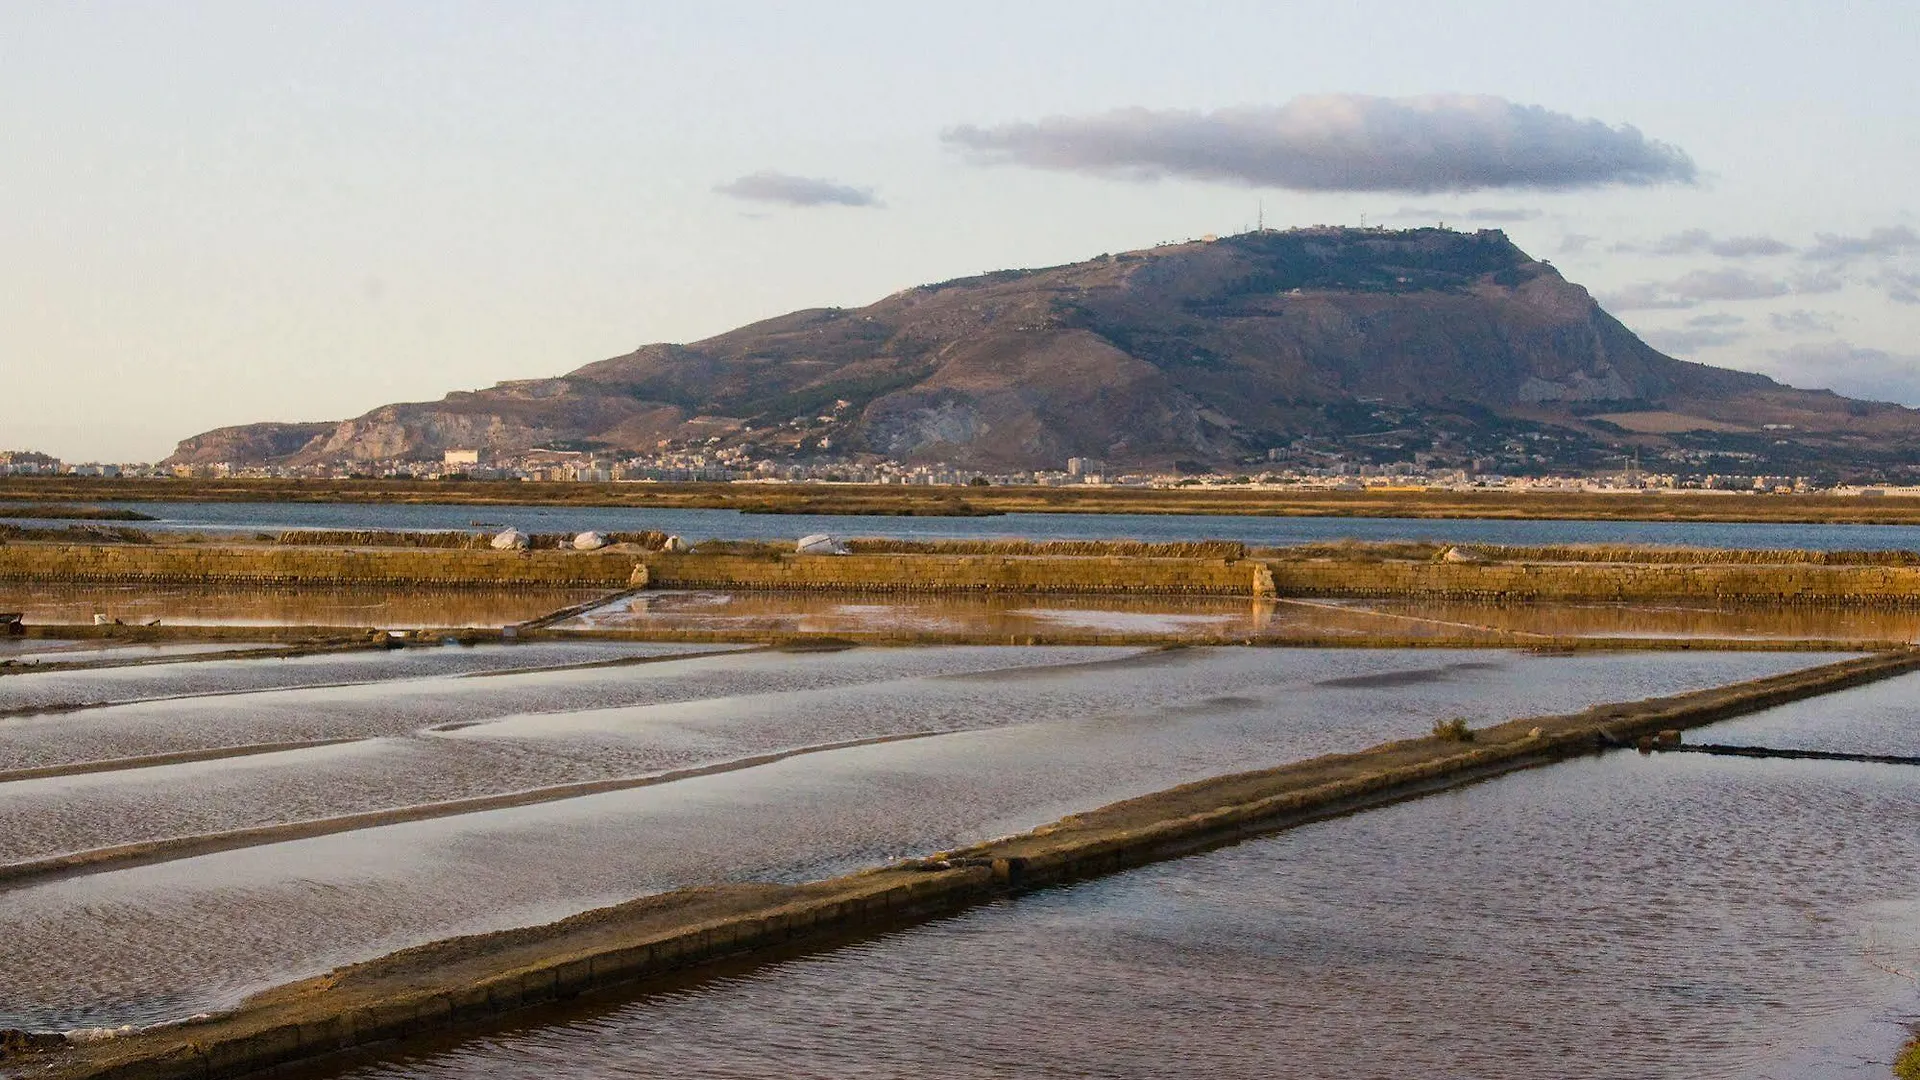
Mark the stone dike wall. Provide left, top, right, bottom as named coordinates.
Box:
left=0, top=544, right=641, bottom=588
left=639, top=553, right=1260, bottom=594
left=1268, top=559, right=1920, bottom=604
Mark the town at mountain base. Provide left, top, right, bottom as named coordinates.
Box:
left=166, top=227, right=1920, bottom=482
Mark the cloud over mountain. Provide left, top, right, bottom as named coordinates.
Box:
left=1761, top=341, right=1920, bottom=406
left=714, top=171, right=881, bottom=208
left=942, top=94, right=1696, bottom=193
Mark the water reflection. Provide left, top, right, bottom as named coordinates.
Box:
left=559, top=591, right=1920, bottom=643
left=561, top=590, right=1510, bottom=641
left=331, top=748, right=1920, bottom=1080
left=1347, top=599, right=1920, bottom=641
left=0, top=649, right=1823, bottom=1030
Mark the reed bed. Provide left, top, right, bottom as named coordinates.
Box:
left=0, top=524, right=154, bottom=544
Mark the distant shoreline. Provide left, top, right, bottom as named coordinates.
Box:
left=9, top=476, right=1920, bottom=526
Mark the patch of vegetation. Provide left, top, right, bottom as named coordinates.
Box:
left=0, top=504, right=152, bottom=521
left=736, top=366, right=933, bottom=426
left=1431, top=717, right=1475, bottom=742
left=1894, top=1035, right=1920, bottom=1080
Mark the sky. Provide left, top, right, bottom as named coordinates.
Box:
left=4, top=1, right=1917, bottom=462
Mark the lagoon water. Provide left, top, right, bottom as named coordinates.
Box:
left=328, top=689, right=1920, bottom=1080
left=23, top=499, right=1920, bottom=550
left=0, top=646, right=1822, bottom=1032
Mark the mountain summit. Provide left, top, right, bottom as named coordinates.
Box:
left=168, top=228, right=1920, bottom=476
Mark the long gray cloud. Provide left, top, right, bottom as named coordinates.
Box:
left=713, top=171, right=881, bottom=208
left=1758, top=341, right=1920, bottom=406
left=942, top=94, right=1695, bottom=193
left=1600, top=268, right=1842, bottom=311
left=1624, top=229, right=1795, bottom=257
left=1804, top=225, right=1920, bottom=261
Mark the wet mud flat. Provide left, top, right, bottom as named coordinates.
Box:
left=1346, top=597, right=1920, bottom=642
left=13, top=648, right=1911, bottom=1080
left=557, top=589, right=1451, bottom=641
left=553, top=589, right=1920, bottom=649
left=0, top=585, right=607, bottom=630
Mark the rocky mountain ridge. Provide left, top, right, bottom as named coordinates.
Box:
left=167, top=227, right=1920, bottom=477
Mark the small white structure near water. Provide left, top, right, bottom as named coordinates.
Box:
left=572, top=531, right=608, bottom=551
left=795, top=533, right=849, bottom=555
left=491, top=528, right=529, bottom=551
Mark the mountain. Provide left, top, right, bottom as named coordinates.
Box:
left=167, top=227, right=1920, bottom=478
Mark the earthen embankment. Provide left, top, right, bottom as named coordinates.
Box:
left=0, top=544, right=641, bottom=588
left=8, top=541, right=1920, bottom=604
left=28, top=648, right=1920, bottom=1080
left=637, top=552, right=1260, bottom=593
left=1267, top=558, right=1920, bottom=605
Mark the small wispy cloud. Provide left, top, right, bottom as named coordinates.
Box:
left=1622, top=229, right=1795, bottom=258
left=943, top=94, right=1696, bottom=193
left=1600, top=268, right=1840, bottom=311
left=1880, top=269, right=1920, bottom=305
left=1770, top=310, right=1840, bottom=334
left=1558, top=233, right=1597, bottom=255
left=1687, top=313, right=1746, bottom=329
left=713, top=171, right=882, bottom=208
left=1642, top=327, right=1747, bottom=354
left=1804, top=225, right=1920, bottom=262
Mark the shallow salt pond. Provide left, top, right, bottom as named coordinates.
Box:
left=0, top=639, right=733, bottom=717
left=0, top=647, right=1826, bottom=1031
left=325, top=693, right=1920, bottom=1080
left=0, top=585, right=607, bottom=629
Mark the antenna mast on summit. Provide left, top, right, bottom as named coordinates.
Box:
left=1257, top=199, right=1264, bottom=233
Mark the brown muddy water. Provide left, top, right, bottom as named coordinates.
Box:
left=1346, top=598, right=1920, bottom=642
left=0, top=639, right=268, bottom=665
left=559, top=590, right=1920, bottom=643
left=557, top=590, right=1493, bottom=640
left=325, top=694, right=1920, bottom=1080
left=0, top=646, right=1828, bottom=1033
left=0, top=585, right=606, bottom=629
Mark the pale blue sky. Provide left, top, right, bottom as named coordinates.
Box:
left=5, top=1, right=1917, bottom=461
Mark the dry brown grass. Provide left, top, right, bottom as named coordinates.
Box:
left=0, top=524, right=154, bottom=545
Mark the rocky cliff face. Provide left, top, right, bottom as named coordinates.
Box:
left=165, top=227, right=1920, bottom=472
left=165, top=422, right=336, bottom=467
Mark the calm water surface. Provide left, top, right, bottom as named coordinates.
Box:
left=25, top=499, right=1920, bottom=550
left=330, top=695, right=1920, bottom=1080
left=0, top=648, right=1820, bottom=1031
left=0, top=585, right=605, bottom=628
